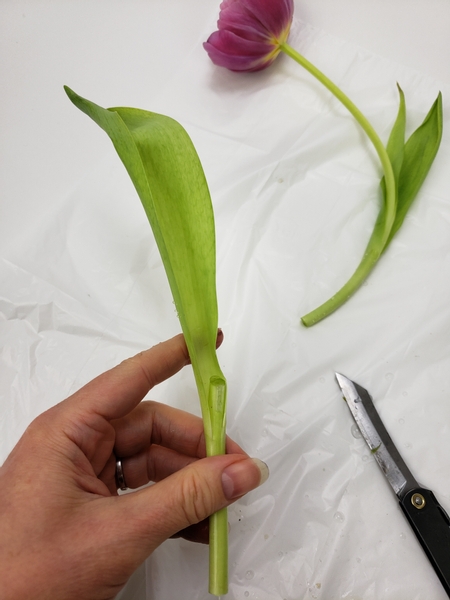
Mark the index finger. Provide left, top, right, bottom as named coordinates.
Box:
left=67, top=333, right=194, bottom=421
left=113, top=400, right=245, bottom=459
left=111, top=400, right=247, bottom=491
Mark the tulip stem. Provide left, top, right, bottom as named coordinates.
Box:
left=205, top=376, right=228, bottom=596
left=279, top=42, right=396, bottom=326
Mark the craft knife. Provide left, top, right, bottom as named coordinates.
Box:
left=336, top=372, right=450, bottom=597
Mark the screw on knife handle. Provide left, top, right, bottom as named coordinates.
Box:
left=400, top=487, right=450, bottom=597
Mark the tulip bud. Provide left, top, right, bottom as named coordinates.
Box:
left=204, top=0, right=294, bottom=72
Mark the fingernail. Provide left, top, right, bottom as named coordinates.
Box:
left=216, top=328, right=224, bottom=348
left=222, top=458, right=269, bottom=500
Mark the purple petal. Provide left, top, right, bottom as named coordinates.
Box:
left=240, top=0, right=294, bottom=39
left=218, top=0, right=240, bottom=11
left=204, top=0, right=293, bottom=72
left=203, top=43, right=277, bottom=72
left=218, top=6, right=271, bottom=42
left=205, top=29, right=274, bottom=57
left=204, top=30, right=277, bottom=72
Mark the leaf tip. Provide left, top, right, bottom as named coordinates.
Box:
left=63, top=85, right=82, bottom=107
left=395, top=82, right=406, bottom=105
left=63, top=84, right=74, bottom=97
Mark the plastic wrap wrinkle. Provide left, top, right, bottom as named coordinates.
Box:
left=2, top=7, right=450, bottom=600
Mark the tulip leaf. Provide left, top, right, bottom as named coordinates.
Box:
left=384, top=91, right=443, bottom=249
left=383, top=84, right=407, bottom=193
left=64, top=86, right=228, bottom=595
left=373, top=85, right=406, bottom=257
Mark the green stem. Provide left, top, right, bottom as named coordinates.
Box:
left=209, top=508, right=228, bottom=596
left=279, top=43, right=397, bottom=326
left=206, top=376, right=228, bottom=596
left=303, top=246, right=379, bottom=326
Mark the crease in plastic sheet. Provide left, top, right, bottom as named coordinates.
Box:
left=2, top=16, right=450, bottom=600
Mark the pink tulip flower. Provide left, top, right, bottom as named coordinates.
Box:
left=203, top=0, right=294, bottom=72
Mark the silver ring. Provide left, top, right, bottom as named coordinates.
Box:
left=115, top=458, right=128, bottom=491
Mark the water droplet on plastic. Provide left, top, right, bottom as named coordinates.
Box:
left=405, top=442, right=412, bottom=449
left=398, top=418, right=405, bottom=425
left=262, top=428, right=268, bottom=437
left=244, top=592, right=250, bottom=598
left=351, top=424, right=362, bottom=439
left=334, top=511, right=345, bottom=523
left=278, top=551, right=284, bottom=558
left=362, top=455, right=369, bottom=462
left=402, top=391, right=408, bottom=397
left=400, top=532, right=406, bottom=540
left=277, top=177, right=284, bottom=184
left=385, top=372, right=393, bottom=382
left=245, top=570, right=254, bottom=580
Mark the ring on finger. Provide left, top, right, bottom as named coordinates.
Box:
left=115, top=458, right=128, bottom=491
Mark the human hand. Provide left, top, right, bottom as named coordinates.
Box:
left=0, top=332, right=268, bottom=600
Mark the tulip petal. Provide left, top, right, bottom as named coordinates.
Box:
left=207, top=29, right=274, bottom=56
left=219, top=0, right=238, bottom=10
left=218, top=6, right=271, bottom=42
left=204, top=31, right=277, bottom=71
left=241, top=0, right=294, bottom=39
left=204, top=0, right=293, bottom=72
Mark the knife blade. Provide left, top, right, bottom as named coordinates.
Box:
left=336, top=372, right=450, bottom=597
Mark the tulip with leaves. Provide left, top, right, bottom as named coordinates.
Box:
left=205, top=0, right=443, bottom=326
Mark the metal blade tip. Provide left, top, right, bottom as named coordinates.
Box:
left=335, top=372, right=351, bottom=389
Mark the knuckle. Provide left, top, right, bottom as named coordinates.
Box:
left=177, top=469, right=216, bottom=525
left=123, top=354, right=157, bottom=389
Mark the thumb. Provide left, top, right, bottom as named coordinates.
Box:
left=121, top=454, right=268, bottom=554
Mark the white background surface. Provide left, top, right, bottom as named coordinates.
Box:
left=2, top=1, right=450, bottom=599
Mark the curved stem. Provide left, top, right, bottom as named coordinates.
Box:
left=301, top=247, right=379, bottom=326
left=280, top=43, right=397, bottom=326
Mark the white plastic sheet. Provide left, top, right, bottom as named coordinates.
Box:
left=2, top=2, right=450, bottom=599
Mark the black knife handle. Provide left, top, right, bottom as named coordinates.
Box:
left=400, top=487, right=450, bottom=597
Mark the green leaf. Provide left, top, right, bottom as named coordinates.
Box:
left=384, top=91, right=443, bottom=248
left=64, top=86, right=228, bottom=595
left=381, top=84, right=406, bottom=198
left=374, top=84, right=406, bottom=257
left=351, top=86, right=407, bottom=282
left=64, top=86, right=222, bottom=421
